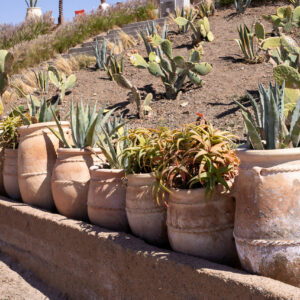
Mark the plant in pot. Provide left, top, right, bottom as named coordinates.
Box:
left=156, top=121, right=239, bottom=264
left=15, top=97, right=70, bottom=210
left=50, top=100, right=114, bottom=220
left=25, top=0, right=42, bottom=21
left=0, top=114, right=23, bottom=200
left=233, top=82, right=300, bottom=287
left=120, top=127, right=169, bottom=246
left=87, top=115, right=130, bottom=231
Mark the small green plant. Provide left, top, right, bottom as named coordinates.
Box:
left=0, top=50, right=13, bottom=113
left=113, top=74, right=152, bottom=119
left=130, top=38, right=212, bottom=99
left=25, top=0, right=38, bottom=7
left=171, top=7, right=197, bottom=33
left=104, top=55, right=124, bottom=81
left=93, top=39, right=112, bottom=70
left=262, top=6, right=300, bottom=34
left=235, top=23, right=265, bottom=63
left=0, top=115, right=23, bottom=149
left=234, top=82, right=300, bottom=149
left=97, top=115, right=128, bottom=169
left=48, top=66, right=76, bottom=103
left=139, top=21, right=168, bottom=56
left=234, top=0, right=251, bottom=14
left=155, top=122, right=239, bottom=197
left=50, top=100, right=115, bottom=148
left=174, top=16, right=214, bottom=44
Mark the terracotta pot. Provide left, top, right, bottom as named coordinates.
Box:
left=3, top=149, right=20, bottom=201
left=52, top=148, right=102, bottom=220
left=18, top=122, right=70, bottom=210
left=26, top=7, right=42, bottom=20
left=126, top=173, right=168, bottom=246
left=234, top=147, right=300, bottom=287
left=87, top=167, right=129, bottom=231
left=0, top=148, right=6, bottom=196
left=167, top=186, right=236, bottom=264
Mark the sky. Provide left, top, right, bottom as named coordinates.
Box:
left=0, top=0, right=121, bottom=25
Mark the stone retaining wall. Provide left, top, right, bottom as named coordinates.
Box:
left=0, top=197, right=299, bottom=300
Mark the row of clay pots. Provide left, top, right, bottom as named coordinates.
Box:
left=0, top=121, right=299, bottom=287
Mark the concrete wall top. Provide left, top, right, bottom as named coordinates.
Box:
left=0, top=197, right=299, bottom=300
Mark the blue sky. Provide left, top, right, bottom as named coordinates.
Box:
left=0, top=0, right=120, bottom=24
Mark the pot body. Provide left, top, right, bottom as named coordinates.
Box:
left=3, top=149, right=20, bottom=201
left=234, top=148, right=300, bottom=287
left=26, top=7, right=42, bottom=20
left=18, top=122, right=70, bottom=210
left=167, top=186, right=236, bottom=264
left=126, top=174, right=168, bottom=246
left=52, top=148, right=102, bottom=220
left=87, top=168, right=128, bottom=231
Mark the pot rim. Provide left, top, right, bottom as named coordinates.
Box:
left=27, top=7, right=42, bottom=9
left=90, top=166, right=125, bottom=174
left=236, top=145, right=300, bottom=157
left=126, top=172, right=155, bottom=179
left=4, top=148, right=18, bottom=154
left=18, top=121, right=69, bottom=134
left=57, top=147, right=102, bottom=155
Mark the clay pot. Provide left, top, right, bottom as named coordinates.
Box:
left=0, top=148, right=6, bottom=196
left=52, top=148, right=102, bottom=220
left=18, top=122, right=70, bottom=210
left=126, top=173, right=168, bottom=246
left=167, top=186, right=236, bottom=264
left=234, top=147, right=300, bottom=287
left=26, top=7, right=42, bottom=20
left=87, top=167, right=129, bottom=231
left=3, top=149, right=20, bottom=201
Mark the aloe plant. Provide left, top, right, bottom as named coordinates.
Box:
left=235, top=24, right=264, bottom=63
left=97, top=115, right=128, bottom=169
left=174, top=16, right=214, bottom=44
left=93, top=39, right=112, bottom=70
left=130, top=37, right=212, bottom=99
left=234, top=82, right=300, bottom=149
left=48, top=66, right=76, bottom=103
left=234, top=0, right=252, bottom=14
left=50, top=100, right=115, bottom=148
left=25, top=0, right=38, bottom=8
left=104, top=55, right=124, bottom=81
left=113, top=74, right=152, bottom=118
left=262, top=6, right=300, bottom=33
left=139, top=21, right=168, bottom=56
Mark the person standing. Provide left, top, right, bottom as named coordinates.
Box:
left=98, top=0, right=111, bottom=12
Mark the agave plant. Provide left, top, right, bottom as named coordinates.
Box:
left=104, top=55, right=124, bottom=81
left=234, top=82, right=300, bottom=149
left=25, top=0, right=38, bottom=8
left=234, top=0, right=252, bottom=14
left=50, top=100, right=115, bottom=148
left=0, top=115, right=23, bottom=149
left=171, top=7, right=197, bottom=33
left=156, top=122, right=239, bottom=197
left=197, top=2, right=215, bottom=18
left=93, top=39, right=112, bottom=70
left=235, top=24, right=264, bottom=63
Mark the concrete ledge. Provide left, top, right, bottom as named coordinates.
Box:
left=0, top=197, right=299, bottom=300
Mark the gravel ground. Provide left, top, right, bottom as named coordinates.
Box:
left=0, top=251, right=66, bottom=300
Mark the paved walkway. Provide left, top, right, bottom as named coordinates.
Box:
left=0, top=252, right=65, bottom=300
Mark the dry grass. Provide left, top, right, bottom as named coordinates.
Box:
left=119, top=31, right=137, bottom=49
left=53, top=57, right=73, bottom=75
left=10, top=78, right=35, bottom=97
left=70, top=55, right=97, bottom=69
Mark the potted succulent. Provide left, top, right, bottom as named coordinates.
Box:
left=16, top=97, right=70, bottom=210
left=157, top=122, right=239, bottom=264
left=50, top=100, right=112, bottom=220
left=233, top=82, right=300, bottom=287
left=0, top=115, right=23, bottom=200
left=121, top=128, right=169, bottom=246
left=87, top=115, right=129, bottom=232
left=25, top=0, right=42, bottom=21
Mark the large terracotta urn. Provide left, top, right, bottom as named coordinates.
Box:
left=126, top=173, right=168, bottom=246
left=167, top=186, right=236, bottom=264
left=18, top=122, right=70, bottom=210
left=3, top=148, right=20, bottom=201
left=234, top=147, right=300, bottom=288
left=87, top=167, right=129, bottom=231
left=52, top=148, right=102, bottom=220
